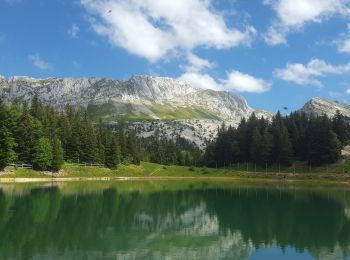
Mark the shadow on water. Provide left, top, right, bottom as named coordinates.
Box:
left=0, top=181, right=350, bottom=259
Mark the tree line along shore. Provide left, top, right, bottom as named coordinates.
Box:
left=0, top=95, right=350, bottom=178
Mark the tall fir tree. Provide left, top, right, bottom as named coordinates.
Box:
left=15, top=104, right=42, bottom=164
left=51, top=136, right=64, bottom=171
left=0, top=99, right=16, bottom=170
left=105, top=136, right=121, bottom=169
left=33, top=137, right=53, bottom=170
left=332, top=110, right=349, bottom=145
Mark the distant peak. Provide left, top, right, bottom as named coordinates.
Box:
left=309, top=97, right=344, bottom=105
left=129, top=75, right=182, bottom=82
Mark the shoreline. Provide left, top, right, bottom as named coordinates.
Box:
left=1, top=173, right=350, bottom=184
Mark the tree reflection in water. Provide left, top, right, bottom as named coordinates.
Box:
left=0, top=182, right=349, bottom=260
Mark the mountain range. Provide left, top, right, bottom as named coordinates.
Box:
left=0, top=75, right=348, bottom=147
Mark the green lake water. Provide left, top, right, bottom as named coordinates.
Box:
left=0, top=180, right=350, bottom=260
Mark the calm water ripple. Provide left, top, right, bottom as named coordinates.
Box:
left=0, top=181, right=349, bottom=260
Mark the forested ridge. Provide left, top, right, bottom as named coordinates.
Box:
left=0, top=95, right=349, bottom=172
left=204, top=111, right=349, bottom=168
left=0, top=96, right=200, bottom=171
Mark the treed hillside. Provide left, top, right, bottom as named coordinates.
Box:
left=0, top=95, right=349, bottom=172
left=0, top=96, right=201, bottom=172
left=204, top=111, right=349, bottom=168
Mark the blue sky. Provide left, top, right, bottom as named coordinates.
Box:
left=1, top=0, right=350, bottom=113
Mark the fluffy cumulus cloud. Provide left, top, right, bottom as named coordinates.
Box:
left=274, top=59, right=350, bottom=86
left=223, top=71, right=271, bottom=93
left=264, top=0, right=350, bottom=45
left=80, top=0, right=269, bottom=93
left=28, top=54, right=52, bottom=70
left=179, top=70, right=270, bottom=93
left=80, top=0, right=256, bottom=62
left=179, top=72, right=223, bottom=91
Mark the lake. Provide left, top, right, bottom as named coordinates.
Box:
left=0, top=180, right=350, bottom=260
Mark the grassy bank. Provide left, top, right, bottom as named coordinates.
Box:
left=2, top=159, right=350, bottom=183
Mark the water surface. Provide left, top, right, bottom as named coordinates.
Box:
left=0, top=181, right=350, bottom=259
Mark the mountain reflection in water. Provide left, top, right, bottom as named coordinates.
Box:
left=0, top=181, right=349, bottom=260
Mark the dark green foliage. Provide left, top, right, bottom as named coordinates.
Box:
left=0, top=125, right=15, bottom=170
left=0, top=98, right=146, bottom=171
left=270, top=113, right=293, bottom=166
left=51, top=137, right=64, bottom=172
left=178, top=150, right=193, bottom=166
left=33, top=138, right=53, bottom=170
left=332, top=110, right=350, bottom=145
left=126, top=130, right=142, bottom=165
left=15, top=105, right=42, bottom=164
left=143, top=131, right=202, bottom=166
left=0, top=99, right=15, bottom=170
left=204, top=111, right=346, bottom=168
left=105, top=136, right=121, bottom=169
left=305, top=115, right=341, bottom=165
left=0, top=95, right=347, bottom=171
left=30, top=94, right=44, bottom=120
left=250, top=128, right=272, bottom=166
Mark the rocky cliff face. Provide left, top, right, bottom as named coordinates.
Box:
left=0, top=75, right=257, bottom=121
left=0, top=75, right=272, bottom=147
left=300, top=97, right=350, bottom=118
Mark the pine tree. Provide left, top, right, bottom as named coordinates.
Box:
left=184, top=151, right=192, bottom=166
left=96, top=119, right=107, bottom=164
left=126, top=130, right=141, bottom=164
left=51, top=136, right=64, bottom=171
left=80, top=116, right=98, bottom=163
left=0, top=99, right=16, bottom=170
left=332, top=110, right=349, bottom=145
left=30, top=94, right=44, bottom=120
left=270, top=112, right=293, bottom=166
left=250, top=127, right=271, bottom=166
left=325, top=130, right=341, bottom=163
left=15, top=105, right=42, bottom=164
left=261, top=130, right=272, bottom=165
left=118, top=122, right=127, bottom=159
left=306, top=115, right=341, bottom=165
left=33, top=138, right=53, bottom=170
left=277, top=124, right=293, bottom=165
left=0, top=125, right=16, bottom=170
left=105, top=136, right=121, bottom=169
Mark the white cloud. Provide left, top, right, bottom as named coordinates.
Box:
left=179, top=72, right=223, bottom=91
left=80, top=0, right=256, bottom=62
left=68, top=24, right=80, bottom=38
left=184, top=53, right=214, bottom=73
left=223, top=71, right=271, bottom=93
left=264, top=26, right=287, bottom=46
left=347, top=89, right=350, bottom=94
left=264, top=0, right=350, bottom=45
left=335, top=24, right=350, bottom=53
left=28, top=54, right=52, bottom=70
left=179, top=70, right=270, bottom=93
left=274, top=59, right=350, bottom=86
left=338, top=38, right=350, bottom=53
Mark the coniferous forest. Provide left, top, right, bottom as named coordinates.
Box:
left=0, top=96, right=200, bottom=171
left=0, top=95, right=349, bottom=172
left=204, top=111, right=349, bottom=168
